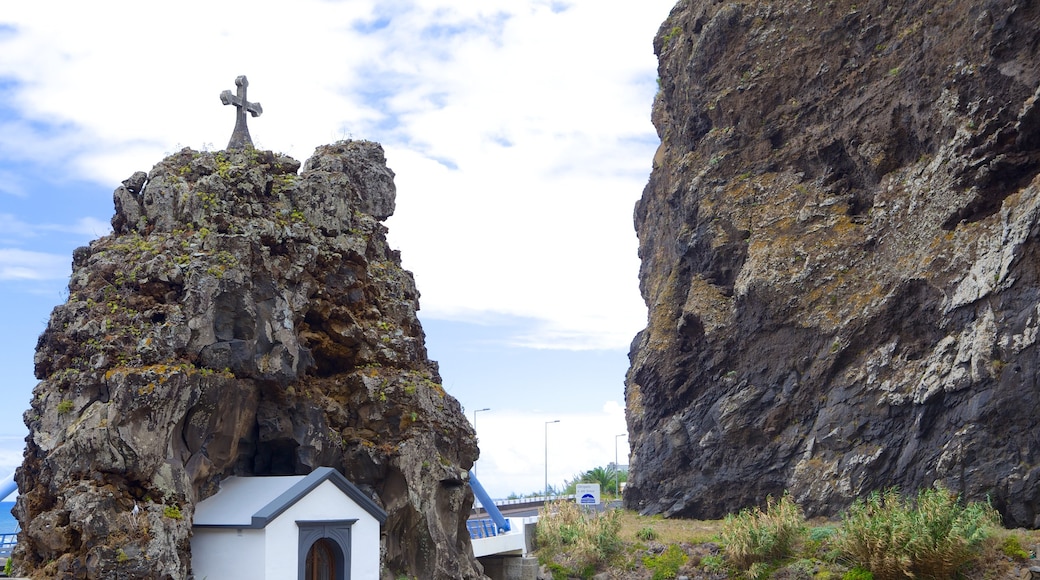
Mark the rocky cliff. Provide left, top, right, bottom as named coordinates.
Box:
left=15, top=142, right=484, bottom=579
left=626, top=0, right=1040, bottom=526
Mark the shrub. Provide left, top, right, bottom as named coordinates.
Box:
left=700, top=553, right=725, bottom=572
left=637, top=526, right=658, bottom=541
left=835, top=485, right=1001, bottom=580
left=719, top=492, right=805, bottom=572
left=536, top=500, right=622, bottom=576
left=1000, top=534, right=1030, bottom=560
left=643, top=543, right=688, bottom=580
left=804, top=524, right=838, bottom=558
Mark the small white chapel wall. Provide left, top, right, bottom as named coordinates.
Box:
left=191, top=527, right=265, bottom=580
left=263, top=479, right=382, bottom=578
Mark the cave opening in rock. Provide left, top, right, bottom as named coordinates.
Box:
left=252, top=438, right=301, bottom=476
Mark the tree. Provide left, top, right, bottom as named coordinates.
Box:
left=564, top=465, right=628, bottom=497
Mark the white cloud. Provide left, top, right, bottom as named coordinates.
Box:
left=0, top=214, right=36, bottom=241
left=0, top=437, right=22, bottom=474
left=0, top=214, right=112, bottom=250
left=0, top=0, right=669, bottom=349
left=0, top=437, right=24, bottom=501
left=471, top=401, right=629, bottom=498
left=44, top=217, right=112, bottom=239
left=0, top=170, right=27, bottom=197
left=0, top=249, right=68, bottom=281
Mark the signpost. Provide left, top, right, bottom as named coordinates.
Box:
left=575, top=483, right=601, bottom=507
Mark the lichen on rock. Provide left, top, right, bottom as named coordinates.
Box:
left=16, top=141, right=483, bottom=579
left=627, top=0, right=1040, bottom=526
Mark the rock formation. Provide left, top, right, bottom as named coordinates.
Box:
left=15, top=142, right=484, bottom=578
left=626, top=0, right=1040, bottom=526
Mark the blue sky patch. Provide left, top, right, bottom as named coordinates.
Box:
left=489, top=134, right=514, bottom=148
left=352, top=15, right=391, bottom=34
left=431, top=156, right=458, bottom=170
left=549, top=1, right=572, bottom=13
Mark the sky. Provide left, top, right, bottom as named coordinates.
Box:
left=0, top=0, right=673, bottom=500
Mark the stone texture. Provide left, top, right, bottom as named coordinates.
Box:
left=626, top=0, right=1040, bottom=526
left=16, top=141, right=484, bottom=578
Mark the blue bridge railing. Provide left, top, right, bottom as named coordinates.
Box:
left=0, top=532, right=16, bottom=559
left=466, top=518, right=500, bottom=539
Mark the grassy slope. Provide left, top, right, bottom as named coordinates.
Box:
left=536, top=508, right=1040, bottom=579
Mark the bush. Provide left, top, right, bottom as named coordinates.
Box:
left=536, top=500, right=622, bottom=576
left=842, top=567, right=874, bottom=580
left=700, top=553, right=725, bottom=572
left=637, top=526, right=658, bottom=541
left=1000, top=534, right=1030, bottom=560
left=643, top=543, right=688, bottom=580
left=804, top=524, right=838, bottom=558
left=163, top=505, right=183, bottom=520
left=835, top=485, right=1001, bottom=580
left=719, top=492, right=805, bottom=573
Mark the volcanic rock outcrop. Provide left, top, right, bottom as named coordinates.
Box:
left=626, top=0, right=1040, bottom=526
left=16, top=141, right=483, bottom=578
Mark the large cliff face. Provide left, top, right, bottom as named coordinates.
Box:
left=626, top=0, right=1040, bottom=526
left=16, top=142, right=483, bottom=579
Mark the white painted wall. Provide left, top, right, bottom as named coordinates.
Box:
left=263, top=480, right=382, bottom=579
left=191, top=528, right=265, bottom=580
left=471, top=517, right=529, bottom=558
left=192, top=478, right=383, bottom=579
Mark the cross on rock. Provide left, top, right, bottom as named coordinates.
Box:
left=220, top=75, right=263, bottom=149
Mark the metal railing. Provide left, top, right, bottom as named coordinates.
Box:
left=472, top=494, right=575, bottom=511
left=0, top=532, right=16, bottom=559
left=466, top=518, right=500, bottom=539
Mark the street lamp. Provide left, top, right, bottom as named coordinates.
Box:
left=615, top=433, right=627, bottom=499
left=473, top=408, right=490, bottom=477
left=545, top=420, right=560, bottom=499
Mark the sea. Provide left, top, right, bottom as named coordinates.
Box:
left=0, top=502, right=16, bottom=534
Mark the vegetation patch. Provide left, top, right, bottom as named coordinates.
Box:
left=536, top=500, right=622, bottom=578
left=836, top=485, right=1001, bottom=580
left=534, top=486, right=1030, bottom=579
left=642, top=543, right=687, bottom=579
left=719, top=492, right=804, bottom=574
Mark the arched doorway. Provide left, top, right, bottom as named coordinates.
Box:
left=305, top=538, right=340, bottom=580
left=298, top=520, right=353, bottom=580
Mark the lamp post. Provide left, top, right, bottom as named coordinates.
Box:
left=615, top=433, right=627, bottom=499
left=473, top=408, right=490, bottom=477
left=545, top=420, right=560, bottom=499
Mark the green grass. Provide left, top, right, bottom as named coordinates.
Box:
left=643, top=543, right=687, bottom=579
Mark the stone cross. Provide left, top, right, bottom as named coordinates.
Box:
left=220, top=75, right=263, bottom=149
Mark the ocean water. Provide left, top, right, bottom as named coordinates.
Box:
left=0, top=502, right=16, bottom=534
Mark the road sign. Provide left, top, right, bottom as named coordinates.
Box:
left=575, top=483, right=600, bottom=506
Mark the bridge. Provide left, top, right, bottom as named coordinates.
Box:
left=472, top=493, right=575, bottom=516
left=466, top=472, right=548, bottom=580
